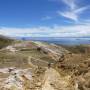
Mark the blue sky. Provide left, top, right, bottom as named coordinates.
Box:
left=0, top=0, right=90, bottom=37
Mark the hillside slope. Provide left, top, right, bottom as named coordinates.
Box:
left=0, top=40, right=90, bottom=90
left=0, top=35, right=13, bottom=49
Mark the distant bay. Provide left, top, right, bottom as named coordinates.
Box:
left=16, top=37, right=90, bottom=45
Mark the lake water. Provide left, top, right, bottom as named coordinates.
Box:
left=17, top=37, right=90, bottom=45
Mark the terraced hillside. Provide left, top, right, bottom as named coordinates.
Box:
left=0, top=40, right=90, bottom=90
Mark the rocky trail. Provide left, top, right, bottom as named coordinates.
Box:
left=42, top=68, right=75, bottom=90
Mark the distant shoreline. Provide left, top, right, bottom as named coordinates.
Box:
left=14, top=37, right=90, bottom=45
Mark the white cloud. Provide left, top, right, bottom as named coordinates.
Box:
left=62, top=0, right=76, bottom=10
left=58, top=11, right=78, bottom=21
left=58, top=0, right=89, bottom=21
left=0, top=22, right=90, bottom=37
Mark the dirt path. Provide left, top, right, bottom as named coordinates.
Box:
left=42, top=68, right=57, bottom=90
left=42, top=68, right=75, bottom=90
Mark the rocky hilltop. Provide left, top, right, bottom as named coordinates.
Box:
left=0, top=39, right=90, bottom=90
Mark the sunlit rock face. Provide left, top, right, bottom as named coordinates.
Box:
left=0, top=68, right=32, bottom=90
left=0, top=67, right=76, bottom=90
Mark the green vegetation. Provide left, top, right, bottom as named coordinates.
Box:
left=61, top=45, right=88, bottom=54
left=0, top=51, right=29, bottom=68
left=0, top=36, right=13, bottom=49
left=19, top=49, right=45, bottom=58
